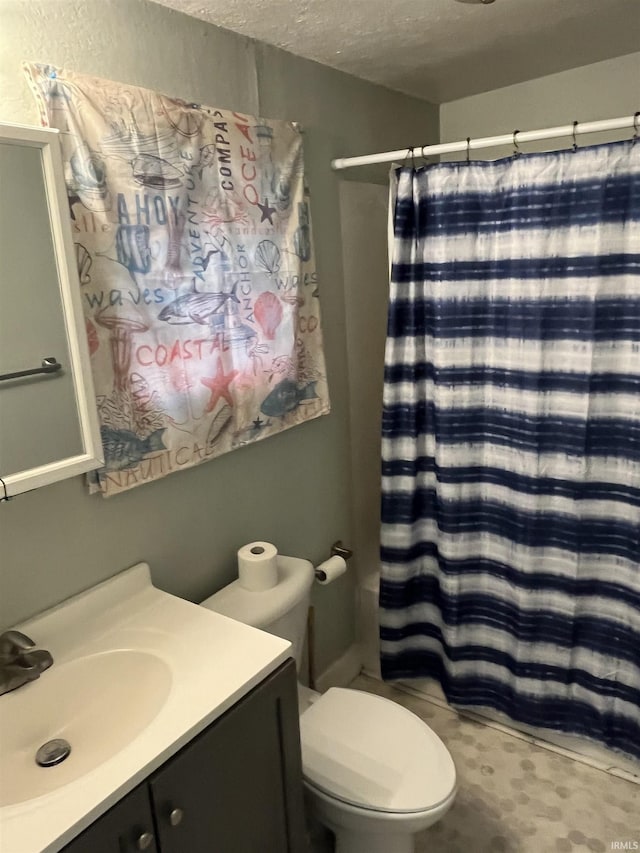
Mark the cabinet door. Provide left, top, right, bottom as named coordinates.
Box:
left=62, top=783, right=158, bottom=853
left=150, top=658, right=307, bottom=853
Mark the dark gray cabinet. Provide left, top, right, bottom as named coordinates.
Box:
left=63, top=660, right=306, bottom=853
left=61, top=783, right=157, bottom=853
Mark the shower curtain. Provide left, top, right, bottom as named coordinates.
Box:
left=379, top=139, right=640, bottom=760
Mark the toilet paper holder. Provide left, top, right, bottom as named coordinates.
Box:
left=330, top=540, right=353, bottom=561
left=313, top=540, right=353, bottom=580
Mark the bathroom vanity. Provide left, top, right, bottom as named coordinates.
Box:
left=0, top=564, right=306, bottom=853
left=62, top=660, right=305, bottom=853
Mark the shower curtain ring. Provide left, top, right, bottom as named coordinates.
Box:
left=572, top=120, right=579, bottom=152
left=513, top=129, right=521, bottom=157
left=403, top=146, right=416, bottom=170
left=466, top=136, right=471, bottom=163
left=633, top=111, right=640, bottom=144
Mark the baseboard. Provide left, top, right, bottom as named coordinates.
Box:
left=314, top=643, right=363, bottom=693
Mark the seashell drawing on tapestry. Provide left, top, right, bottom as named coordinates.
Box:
left=254, top=291, right=283, bottom=340
left=254, top=240, right=281, bottom=275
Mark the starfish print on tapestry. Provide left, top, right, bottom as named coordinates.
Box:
left=201, top=358, right=238, bottom=413
left=257, top=198, right=276, bottom=224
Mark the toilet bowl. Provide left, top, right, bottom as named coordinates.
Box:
left=200, top=554, right=456, bottom=853
left=299, top=686, right=456, bottom=853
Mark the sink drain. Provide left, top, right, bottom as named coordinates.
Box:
left=36, top=738, right=71, bottom=767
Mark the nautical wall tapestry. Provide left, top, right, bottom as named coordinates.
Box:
left=24, top=63, right=330, bottom=496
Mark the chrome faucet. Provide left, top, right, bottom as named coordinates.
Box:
left=0, top=630, right=53, bottom=696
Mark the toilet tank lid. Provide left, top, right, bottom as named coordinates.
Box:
left=300, top=688, right=456, bottom=814
left=200, top=555, right=314, bottom=629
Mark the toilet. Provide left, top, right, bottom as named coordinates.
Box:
left=201, top=555, right=456, bottom=853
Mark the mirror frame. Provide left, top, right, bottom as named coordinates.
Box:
left=0, top=121, right=103, bottom=496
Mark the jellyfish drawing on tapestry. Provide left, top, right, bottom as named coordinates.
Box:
left=93, top=308, right=168, bottom=471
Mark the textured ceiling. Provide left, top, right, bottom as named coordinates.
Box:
left=149, top=0, right=640, bottom=103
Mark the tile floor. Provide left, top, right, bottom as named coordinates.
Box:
left=309, top=674, right=639, bottom=853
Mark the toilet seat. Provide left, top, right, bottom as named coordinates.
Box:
left=299, top=688, right=456, bottom=815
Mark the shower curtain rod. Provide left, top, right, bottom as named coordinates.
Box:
left=331, top=114, right=638, bottom=171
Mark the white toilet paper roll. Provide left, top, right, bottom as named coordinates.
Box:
left=237, top=541, right=279, bottom=591
left=315, top=555, right=347, bottom=585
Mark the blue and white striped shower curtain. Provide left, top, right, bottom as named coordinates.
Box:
left=379, top=140, right=640, bottom=760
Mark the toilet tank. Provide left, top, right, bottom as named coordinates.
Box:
left=200, top=555, right=315, bottom=670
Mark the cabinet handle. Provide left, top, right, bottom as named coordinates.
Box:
left=169, top=807, right=184, bottom=827
left=136, top=831, right=154, bottom=851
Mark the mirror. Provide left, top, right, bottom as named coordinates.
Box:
left=0, top=122, right=103, bottom=496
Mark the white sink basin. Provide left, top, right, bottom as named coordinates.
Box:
left=0, top=563, right=291, bottom=853
left=0, top=650, right=172, bottom=806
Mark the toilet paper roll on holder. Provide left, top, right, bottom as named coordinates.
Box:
left=314, top=540, right=353, bottom=581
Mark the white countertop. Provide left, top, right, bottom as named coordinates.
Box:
left=0, top=563, right=291, bottom=853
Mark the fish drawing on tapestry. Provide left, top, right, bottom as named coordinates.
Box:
left=158, top=281, right=240, bottom=326
left=24, top=62, right=331, bottom=497
left=100, top=426, right=166, bottom=471
left=260, top=379, right=318, bottom=418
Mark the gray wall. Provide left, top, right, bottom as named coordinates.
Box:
left=441, top=52, right=640, bottom=159
left=0, top=0, right=439, bottom=674
left=340, top=181, right=389, bottom=591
